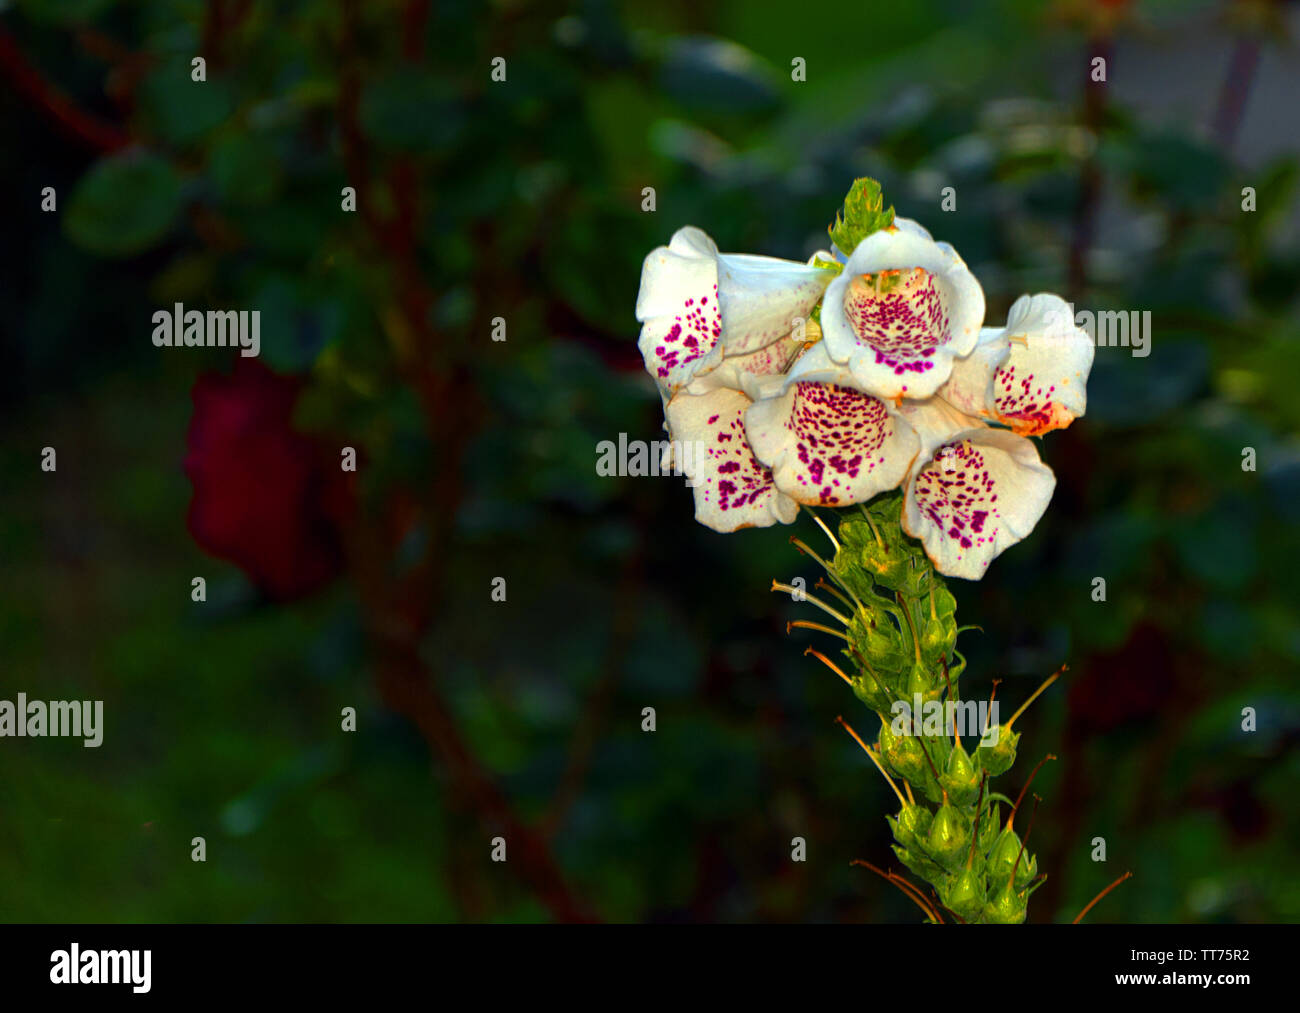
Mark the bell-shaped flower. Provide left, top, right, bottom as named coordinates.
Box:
left=743, top=342, right=919, bottom=507
left=663, top=340, right=803, bottom=533
left=819, top=217, right=985, bottom=401
left=898, top=400, right=1056, bottom=580
left=636, top=227, right=835, bottom=395
left=941, top=293, right=1094, bottom=436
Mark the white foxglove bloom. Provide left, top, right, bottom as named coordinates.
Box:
left=898, top=401, right=1056, bottom=580
left=663, top=340, right=803, bottom=533
left=820, top=217, right=985, bottom=401
left=636, top=227, right=834, bottom=395
left=942, top=293, right=1094, bottom=436
left=743, top=342, right=919, bottom=507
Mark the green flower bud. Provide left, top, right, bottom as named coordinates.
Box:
left=836, top=494, right=929, bottom=594
left=887, top=802, right=932, bottom=851
left=982, top=881, right=1027, bottom=924
left=856, top=537, right=916, bottom=592
left=941, top=866, right=987, bottom=923
left=849, top=605, right=909, bottom=680
left=976, top=726, right=1019, bottom=776
left=940, top=739, right=980, bottom=807
left=917, top=584, right=958, bottom=662
left=921, top=799, right=971, bottom=873
left=849, top=673, right=892, bottom=714
left=881, top=729, right=943, bottom=802
left=905, top=660, right=943, bottom=705
left=987, top=827, right=1037, bottom=890
left=881, top=729, right=928, bottom=784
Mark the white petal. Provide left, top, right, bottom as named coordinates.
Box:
left=715, top=251, right=835, bottom=356
left=744, top=351, right=919, bottom=507
left=664, top=387, right=798, bottom=532
left=820, top=224, right=985, bottom=400
left=898, top=397, right=985, bottom=455
left=636, top=228, right=724, bottom=395
left=636, top=229, right=836, bottom=396
left=991, top=293, right=1094, bottom=435
left=685, top=333, right=806, bottom=401
left=782, top=337, right=850, bottom=386
left=892, top=215, right=935, bottom=241
left=939, top=327, right=1010, bottom=418
left=902, top=426, right=1056, bottom=580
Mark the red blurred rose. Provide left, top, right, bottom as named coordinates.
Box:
left=185, top=358, right=354, bottom=600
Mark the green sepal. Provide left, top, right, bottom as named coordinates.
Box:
left=940, top=738, right=980, bottom=807
left=917, top=583, right=959, bottom=665
left=847, top=603, right=909, bottom=682
left=941, top=866, right=987, bottom=923
left=880, top=725, right=943, bottom=802
left=987, top=827, right=1037, bottom=891
left=887, top=803, right=932, bottom=851
left=920, top=799, right=971, bottom=874
left=891, top=844, right=946, bottom=885
left=982, top=881, right=1028, bottom=924
left=849, top=671, right=892, bottom=715
left=905, top=659, right=945, bottom=705
left=975, top=726, right=1020, bottom=776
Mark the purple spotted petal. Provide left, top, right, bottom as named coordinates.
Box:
left=821, top=220, right=984, bottom=400
left=902, top=427, right=1055, bottom=580
left=745, top=372, right=918, bottom=507
left=665, top=387, right=798, bottom=532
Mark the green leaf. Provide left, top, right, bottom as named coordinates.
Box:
left=64, top=150, right=184, bottom=258
left=139, top=65, right=234, bottom=145
left=209, top=131, right=281, bottom=206
left=360, top=69, right=464, bottom=152
left=827, top=177, right=895, bottom=254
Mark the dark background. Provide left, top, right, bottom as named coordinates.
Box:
left=1, top=0, right=1297, bottom=923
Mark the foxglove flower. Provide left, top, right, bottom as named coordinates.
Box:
left=898, top=400, right=1056, bottom=580
left=820, top=218, right=985, bottom=401
left=636, top=226, right=835, bottom=396
left=744, top=342, right=919, bottom=507
left=663, top=339, right=804, bottom=532
left=632, top=179, right=1112, bottom=924
left=941, top=293, right=1094, bottom=436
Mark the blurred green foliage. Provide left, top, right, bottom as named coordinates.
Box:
left=0, top=0, right=1297, bottom=922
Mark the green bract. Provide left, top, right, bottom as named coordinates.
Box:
left=827, top=176, right=896, bottom=254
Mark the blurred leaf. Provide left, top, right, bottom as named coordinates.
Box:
left=360, top=69, right=464, bottom=152
left=139, top=64, right=235, bottom=145
left=658, top=37, right=780, bottom=116
left=64, top=150, right=183, bottom=257
left=209, top=131, right=281, bottom=206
